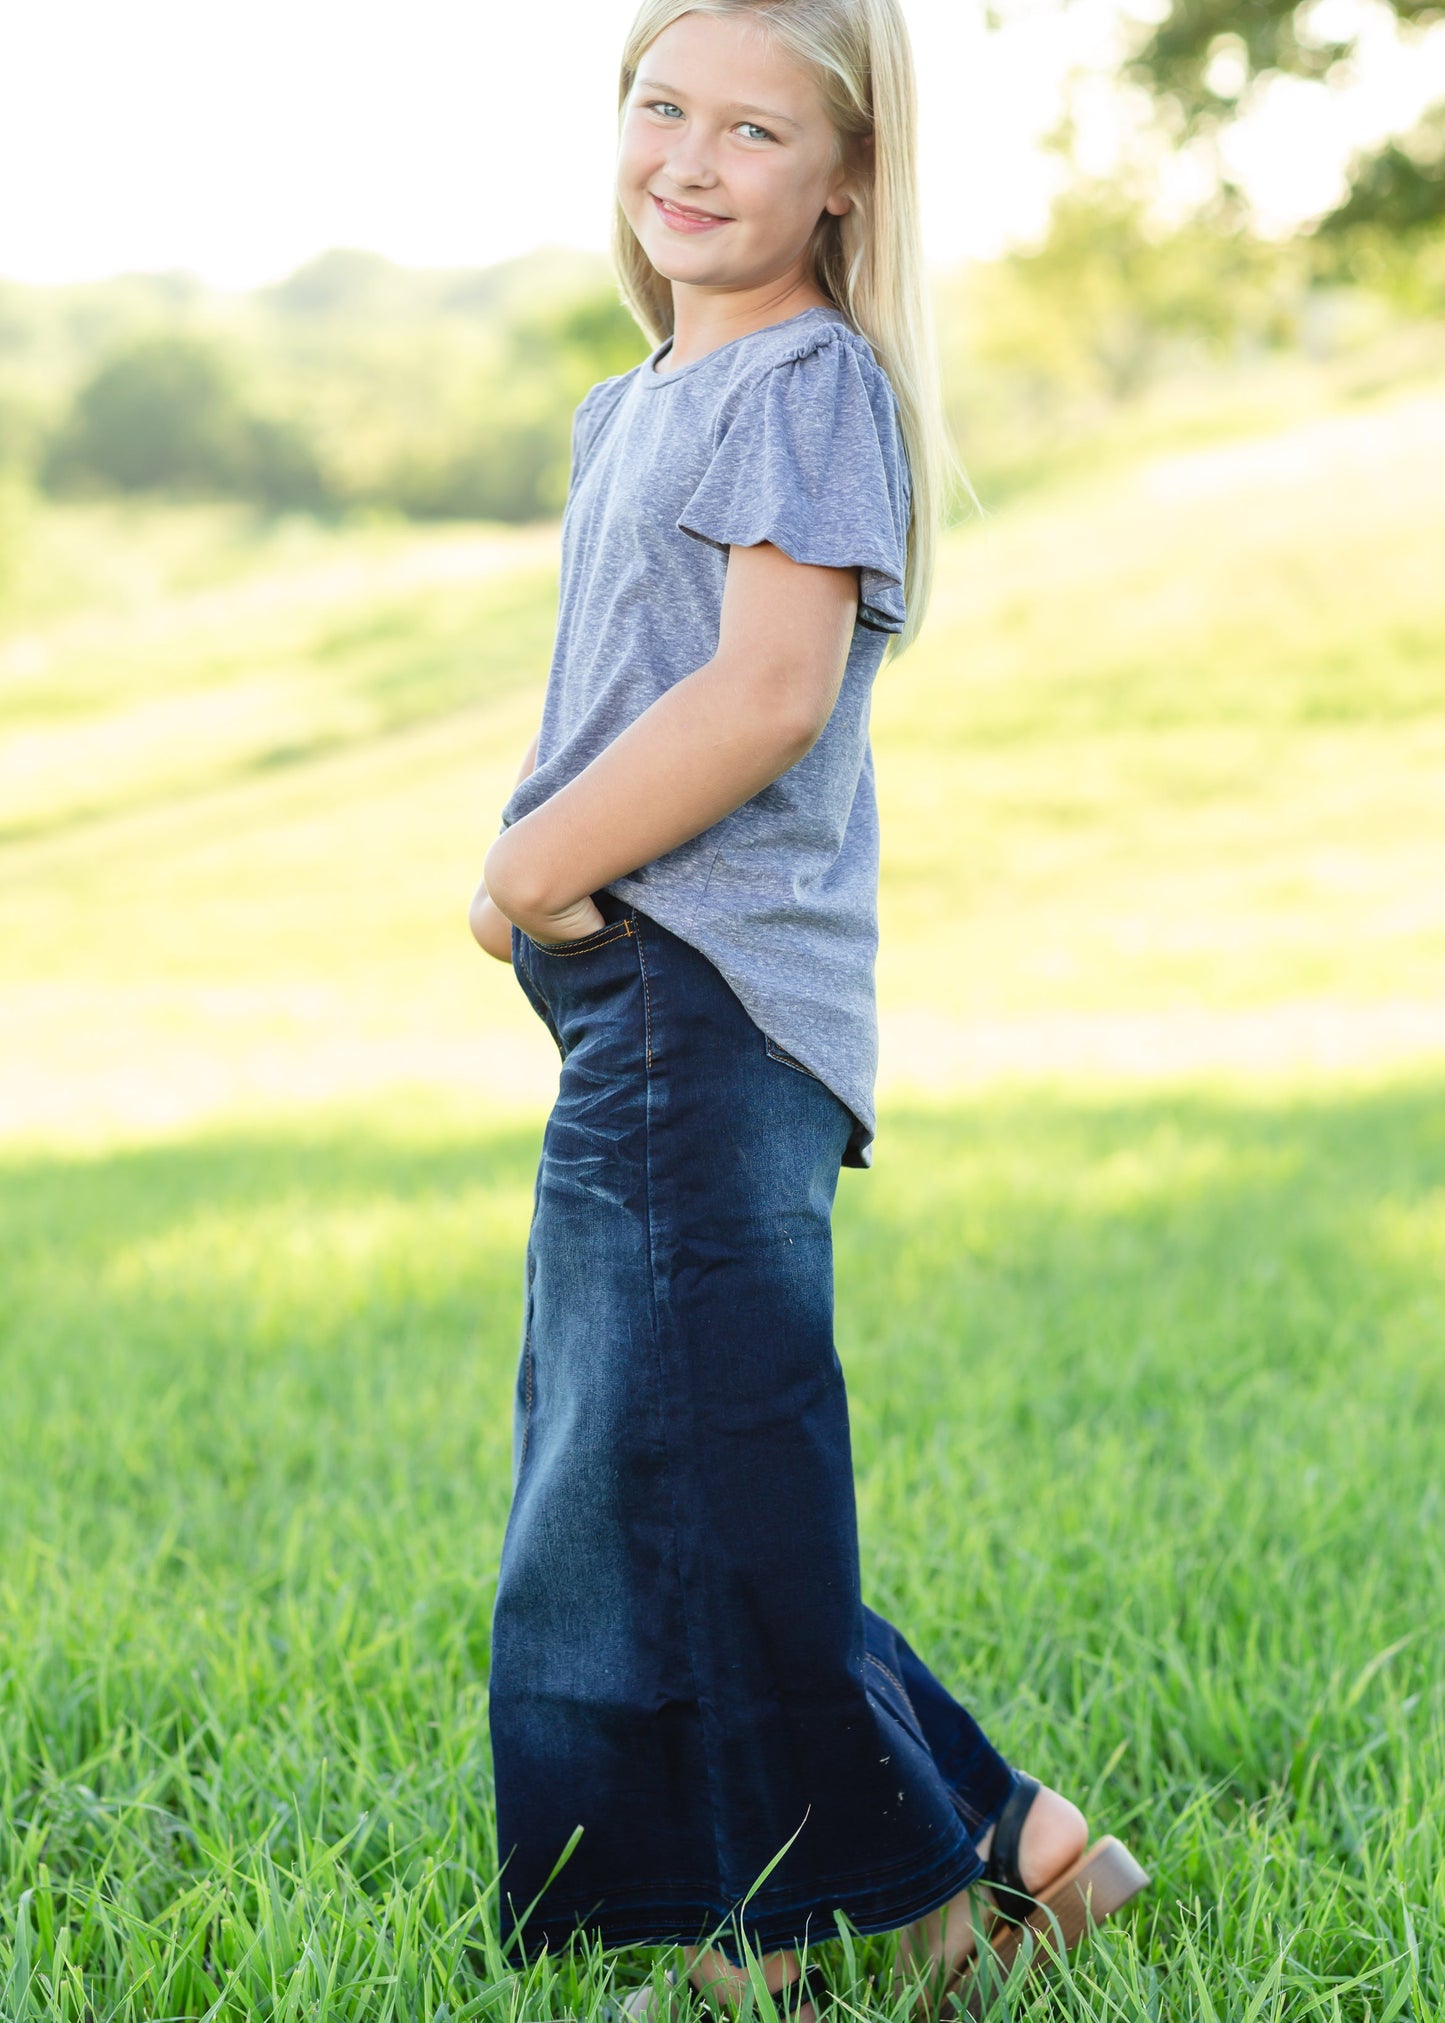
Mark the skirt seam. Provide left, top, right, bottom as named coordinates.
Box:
left=518, top=1246, right=537, bottom=1473
left=636, top=905, right=655, bottom=1069
left=635, top=914, right=724, bottom=1891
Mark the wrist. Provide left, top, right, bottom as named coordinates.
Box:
left=468, top=882, right=515, bottom=961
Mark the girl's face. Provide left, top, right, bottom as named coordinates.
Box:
left=617, top=10, right=855, bottom=295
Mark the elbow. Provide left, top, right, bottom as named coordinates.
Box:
left=775, top=719, right=824, bottom=770
left=727, top=654, right=839, bottom=767
left=739, top=674, right=833, bottom=767
left=483, top=825, right=553, bottom=922
left=771, top=692, right=834, bottom=767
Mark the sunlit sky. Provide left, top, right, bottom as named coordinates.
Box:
left=4, top=0, right=1444, bottom=288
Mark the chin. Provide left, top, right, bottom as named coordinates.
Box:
left=640, top=240, right=726, bottom=285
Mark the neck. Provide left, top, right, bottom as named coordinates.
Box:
left=662, top=271, right=836, bottom=373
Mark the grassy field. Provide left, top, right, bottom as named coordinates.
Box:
left=3, top=339, right=1444, bottom=2018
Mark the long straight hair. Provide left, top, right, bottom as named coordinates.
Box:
left=611, top=0, right=959, bottom=660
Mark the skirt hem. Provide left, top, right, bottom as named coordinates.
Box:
left=501, top=1832, right=988, bottom=1963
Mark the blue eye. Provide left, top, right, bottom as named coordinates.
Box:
left=739, top=121, right=775, bottom=143
left=646, top=101, right=683, bottom=119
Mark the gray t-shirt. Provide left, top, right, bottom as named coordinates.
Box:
left=501, top=301, right=911, bottom=1168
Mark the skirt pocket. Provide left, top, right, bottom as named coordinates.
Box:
left=764, top=1031, right=824, bottom=1083
left=526, top=919, right=635, bottom=958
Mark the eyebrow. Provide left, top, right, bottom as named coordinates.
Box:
left=635, top=77, right=802, bottom=132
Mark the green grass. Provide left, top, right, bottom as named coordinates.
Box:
left=3, top=334, right=1445, bottom=2015
left=2, top=1087, right=1442, bottom=2017
left=0, top=506, right=558, bottom=843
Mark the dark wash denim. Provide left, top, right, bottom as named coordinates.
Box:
left=488, top=893, right=1014, bottom=1966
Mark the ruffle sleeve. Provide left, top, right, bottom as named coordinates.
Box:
left=676, top=327, right=911, bottom=633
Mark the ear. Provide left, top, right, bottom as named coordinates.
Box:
left=825, top=131, right=872, bottom=215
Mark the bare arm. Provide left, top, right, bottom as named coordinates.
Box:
left=482, top=541, right=859, bottom=944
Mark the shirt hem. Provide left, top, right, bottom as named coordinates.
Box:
left=607, top=876, right=877, bottom=1168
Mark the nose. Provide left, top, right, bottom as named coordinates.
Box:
left=663, top=125, right=722, bottom=191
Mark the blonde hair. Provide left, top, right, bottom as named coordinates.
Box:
left=611, top=0, right=964, bottom=660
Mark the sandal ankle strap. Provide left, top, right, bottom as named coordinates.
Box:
left=981, top=1768, right=1041, bottom=1926
left=772, top=1959, right=829, bottom=2017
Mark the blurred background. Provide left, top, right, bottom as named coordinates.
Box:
left=4, top=5, right=1445, bottom=2011
left=2, top=0, right=1443, bottom=1142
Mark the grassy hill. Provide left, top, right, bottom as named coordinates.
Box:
left=1, top=341, right=1443, bottom=2017
left=3, top=338, right=1442, bottom=1143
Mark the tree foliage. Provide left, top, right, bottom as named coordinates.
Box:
left=1316, top=98, right=1445, bottom=235
left=46, top=333, right=323, bottom=508
left=18, top=251, right=647, bottom=523
left=931, top=176, right=1321, bottom=506
left=0, top=216, right=1437, bottom=529
left=1118, top=0, right=1445, bottom=233
left=1123, top=0, right=1440, bottom=120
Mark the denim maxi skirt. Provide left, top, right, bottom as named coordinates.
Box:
left=488, top=894, right=1015, bottom=1966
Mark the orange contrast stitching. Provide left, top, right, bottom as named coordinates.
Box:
left=634, top=916, right=654, bottom=1070
left=530, top=920, right=631, bottom=957
left=765, top=1033, right=822, bottom=1081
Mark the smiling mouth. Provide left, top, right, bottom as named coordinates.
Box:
left=651, top=193, right=732, bottom=224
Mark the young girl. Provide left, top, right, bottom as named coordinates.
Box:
left=469, top=3, right=1147, bottom=2016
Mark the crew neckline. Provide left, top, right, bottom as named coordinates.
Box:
left=642, top=302, right=851, bottom=388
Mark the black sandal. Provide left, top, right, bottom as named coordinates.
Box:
left=979, top=1768, right=1043, bottom=1925
left=765, top=1959, right=830, bottom=2019
left=947, top=1768, right=1149, bottom=2018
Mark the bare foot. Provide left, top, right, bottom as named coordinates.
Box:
left=682, top=1943, right=819, bottom=2022
left=896, top=1780, right=1089, bottom=1996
